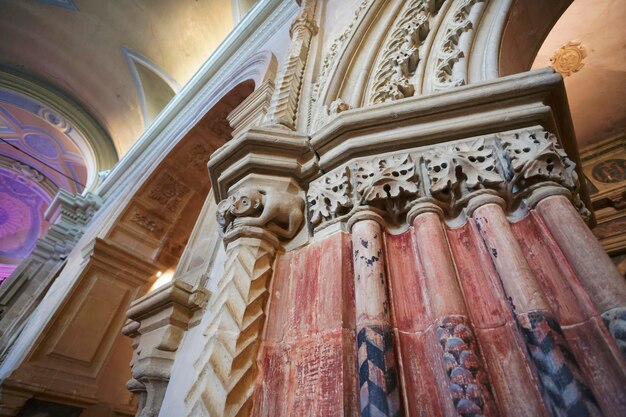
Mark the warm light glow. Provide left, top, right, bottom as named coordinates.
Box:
left=150, top=269, right=174, bottom=292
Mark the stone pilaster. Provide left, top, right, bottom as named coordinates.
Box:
left=184, top=179, right=305, bottom=417
left=265, top=0, right=318, bottom=129
left=0, top=190, right=102, bottom=359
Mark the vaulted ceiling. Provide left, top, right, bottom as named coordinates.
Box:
left=0, top=0, right=238, bottom=156
left=531, top=0, right=626, bottom=149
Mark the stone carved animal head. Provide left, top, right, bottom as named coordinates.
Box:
left=230, top=188, right=264, bottom=216
left=216, top=187, right=266, bottom=233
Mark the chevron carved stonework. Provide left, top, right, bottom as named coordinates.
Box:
left=185, top=186, right=304, bottom=417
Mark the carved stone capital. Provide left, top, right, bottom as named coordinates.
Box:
left=424, top=138, right=505, bottom=215
left=306, top=127, right=589, bottom=231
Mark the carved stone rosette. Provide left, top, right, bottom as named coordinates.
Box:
left=306, top=128, right=589, bottom=231
left=184, top=186, right=305, bottom=417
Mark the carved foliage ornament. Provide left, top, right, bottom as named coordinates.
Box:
left=308, top=154, right=419, bottom=227
left=308, top=167, right=352, bottom=225
left=356, top=154, right=419, bottom=220
left=307, top=130, right=589, bottom=229
left=425, top=139, right=504, bottom=204
left=550, top=41, right=586, bottom=77
left=369, top=0, right=439, bottom=104
left=501, top=130, right=577, bottom=192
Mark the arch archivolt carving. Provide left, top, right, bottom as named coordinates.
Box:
left=309, top=0, right=568, bottom=131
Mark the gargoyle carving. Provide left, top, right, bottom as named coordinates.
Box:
left=217, top=187, right=305, bottom=239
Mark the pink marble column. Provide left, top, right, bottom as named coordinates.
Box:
left=447, top=220, right=552, bottom=417
left=536, top=194, right=626, bottom=355
left=474, top=202, right=601, bottom=416
left=409, top=204, right=497, bottom=417
left=511, top=212, right=626, bottom=416
left=350, top=213, right=402, bottom=417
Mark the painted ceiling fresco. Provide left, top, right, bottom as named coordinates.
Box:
left=0, top=90, right=88, bottom=281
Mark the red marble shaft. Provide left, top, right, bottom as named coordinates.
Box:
left=411, top=210, right=497, bottom=417
left=474, top=203, right=600, bottom=417
left=385, top=231, right=446, bottom=417
left=512, top=212, right=626, bottom=416
left=252, top=233, right=358, bottom=417
left=535, top=195, right=626, bottom=313
left=351, top=219, right=402, bottom=417
left=447, top=220, right=551, bottom=417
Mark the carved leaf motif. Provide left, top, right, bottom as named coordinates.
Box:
left=369, top=0, right=437, bottom=104
left=502, top=131, right=576, bottom=189
left=356, top=154, right=419, bottom=203
left=426, top=139, right=503, bottom=195
left=308, top=167, right=353, bottom=225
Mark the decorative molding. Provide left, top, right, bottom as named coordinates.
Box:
left=124, top=279, right=209, bottom=417
left=428, top=0, right=486, bottom=92
left=306, top=128, right=589, bottom=230
left=550, top=41, right=586, bottom=78
left=369, top=0, right=442, bottom=104
left=313, top=0, right=371, bottom=101
left=265, top=0, right=318, bottom=129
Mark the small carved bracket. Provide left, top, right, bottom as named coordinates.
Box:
left=217, top=186, right=305, bottom=240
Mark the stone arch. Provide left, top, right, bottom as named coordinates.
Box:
left=498, top=0, right=574, bottom=76
left=0, top=79, right=256, bottom=414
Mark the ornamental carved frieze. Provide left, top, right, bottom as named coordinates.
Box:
left=425, top=138, right=504, bottom=211
left=148, top=173, right=190, bottom=213
left=306, top=129, right=589, bottom=230
left=429, top=0, right=486, bottom=92
left=216, top=186, right=305, bottom=240
left=369, top=0, right=443, bottom=104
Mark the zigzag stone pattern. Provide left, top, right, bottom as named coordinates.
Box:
left=518, top=312, right=601, bottom=417
left=184, top=236, right=277, bottom=417
left=357, top=325, right=402, bottom=417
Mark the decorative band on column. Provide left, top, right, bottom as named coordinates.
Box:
left=437, top=315, right=492, bottom=417
left=357, top=324, right=401, bottom=417
left=600, top=307, right=626, bottom=358
left=518, top=311, right=600, bottom=417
